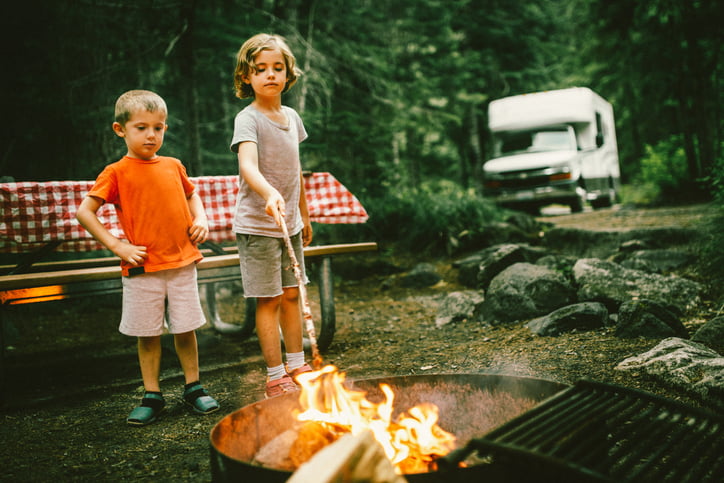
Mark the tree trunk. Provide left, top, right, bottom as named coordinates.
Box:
left=179, top=0, right=202, bottom=176
left=298, top=0, right=316, bottom=115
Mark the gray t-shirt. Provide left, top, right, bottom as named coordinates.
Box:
left=230, top=104, right=308, bottom=238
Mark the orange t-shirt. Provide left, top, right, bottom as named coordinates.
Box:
left=87, top=156, right=203, bottom=276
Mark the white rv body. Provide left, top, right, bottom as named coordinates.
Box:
left=482, top=87, right=620, bottom=213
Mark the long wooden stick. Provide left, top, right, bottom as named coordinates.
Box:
left=280, top=219, right=323, bottom=368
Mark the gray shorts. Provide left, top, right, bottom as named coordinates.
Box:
left=119, top=263, right=206, bottom=337
left=236, top=232, right=308, bottom=298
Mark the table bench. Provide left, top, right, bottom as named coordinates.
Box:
left=0, top=241, right=377, bottom=345
left=1, top=173, right=377, bottom=392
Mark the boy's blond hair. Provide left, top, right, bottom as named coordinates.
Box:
left=233, top=34, right=302, bottom=99
left=114, top=90, right=168, bottom=125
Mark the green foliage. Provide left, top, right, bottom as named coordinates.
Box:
left=699, top=153, right=724, bottom=296
left=581, top=0, right=722, bottom=182
left=362, top=180, right=506, bottom=256
left=633, top=135, right=689, bottom=204
left=708, top=144, right=724, bottom=205
left=1, top=0, right=721, bottom=232
left=617, top=183, right=662, bottom=206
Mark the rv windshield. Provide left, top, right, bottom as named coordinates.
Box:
left=496, top=127, right=577, bottom=156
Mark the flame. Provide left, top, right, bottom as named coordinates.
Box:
left=294, top=365, right=456, bottom=474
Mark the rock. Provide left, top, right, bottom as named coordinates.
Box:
left=612, top=249, right=695, bottom=274
left=478, top=222, right=535, bottom=246
left=534, top=254, right=579, bottom=281
left=616, top=338, right=724, bottom=408
left=621, top=227, right=701, bottom=249
left=476, top=244, right=526, bottom=290
left=453, top=244, right=546, bottom=289
left=615, top=299, right=688, bottom=339
left=453, top=246, right=516, bottom=288
left=435, top=290, right=485, bottom=327
left=400, top=263, right=441, bottom=288
left=618, top=239, right=652, bottom=252
left=542, top=226, right=700, bottom=259
left=692, top=316, right=724, bottom=354
left=542, top=227, right=622, bottom=259
left=527, top=302, right=609, bottom=336
left=504, top=211, right=547, bottom=235
left=572, top=258, right=702, bottom=313
left=481, top=263, right=577, bottom=325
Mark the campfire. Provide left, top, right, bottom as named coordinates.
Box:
left=286, top=364, right=457, bottom=474
left=245, top=370, right=548, bottom=477
left=210, top=373, right=722, bottom=482
left=209, top=373, right=566, bottom=482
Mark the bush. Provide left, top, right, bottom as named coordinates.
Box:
left=361, top=180, right=506, bottom=256
left=699, top=152, right=724, bottom=298
left=634, top=135, right=689, bottom=205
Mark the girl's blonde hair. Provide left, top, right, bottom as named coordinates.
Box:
left=233, top=34, right=302, bottom=99
left=114, top=90, right=167, bottom=125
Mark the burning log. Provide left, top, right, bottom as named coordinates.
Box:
left=252, top=429, right=298, bottom=471
left=288, top=430, right=408, bottom=483
left=289, top=421, right=343, bottom=468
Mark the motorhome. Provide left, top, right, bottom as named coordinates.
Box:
left=482, top=87, right=620, bottom=213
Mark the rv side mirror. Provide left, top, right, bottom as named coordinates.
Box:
left=596, top=132, right=604, bottom=148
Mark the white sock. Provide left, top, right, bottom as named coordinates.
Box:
left=267, top=364, right=286, bottom=381
left=286, top=351, right=306, bottom=371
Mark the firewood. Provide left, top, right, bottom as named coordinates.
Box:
left=252, top=429, right=298, bottom=471
left=288, top=430, right=408, bottom=483
left=289, top=421, right=340, bottom=467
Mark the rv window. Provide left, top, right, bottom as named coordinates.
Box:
left=497, top=128, right=576, bottom=156
left=595, top=112, right=604, bottom=147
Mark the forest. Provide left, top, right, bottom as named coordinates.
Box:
left=1, top=0, right=722, bottom=253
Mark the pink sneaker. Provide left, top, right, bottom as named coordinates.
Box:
left=287, top=363, right=313, bottom=384
left=265, top=375, right=299, bottom=398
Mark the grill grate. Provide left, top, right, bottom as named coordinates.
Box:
left=439, top=379, right=723, bottom=482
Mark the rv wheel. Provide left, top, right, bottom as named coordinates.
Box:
left=569, top=197, right=584, bottom=213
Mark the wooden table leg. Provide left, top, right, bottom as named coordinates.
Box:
left=316, top=256, right=335, bottom=352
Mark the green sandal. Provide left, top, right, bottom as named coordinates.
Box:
left=183, top=383, right=219, bottom=415
left=127, top=392, right=165, bottom=426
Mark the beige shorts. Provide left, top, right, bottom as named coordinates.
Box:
left=119, top=263, right=206, bottom=337
left=236, top=232, right=308, bottom=298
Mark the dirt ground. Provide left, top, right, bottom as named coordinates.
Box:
left=1, top=203, right=720, bottom=482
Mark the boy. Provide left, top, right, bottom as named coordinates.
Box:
left=231, top=34, right=313, bottom=398
left=76, top=90, right=219, bottom=425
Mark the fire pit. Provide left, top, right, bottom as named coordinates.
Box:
left=209, top=373, right=567, bottom=482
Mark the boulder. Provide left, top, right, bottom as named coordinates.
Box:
left=616, top=337, right=724, bottom=409
left=400, top=263, right=441, bottom=288
left=615, top=299, right=688, bottom=339
left=481, top=263, right=576, bottom=325
left=534, top=254, right=579, bottom=281
left=542, top=226, right=700, bottom=259
left=527, top=302, right=609, bottom=337
left=453, top=244, right=546, bottom=289
left=541, top=227, right=622, bottom=259
left=612, top=249, right=695, bottom=274
left=572, top=258, right=702, bottom=313
left=435, top=290, right=485, bottom=328
left=692, top=316, right=724, bottom=354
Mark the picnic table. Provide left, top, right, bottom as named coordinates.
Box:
left=0, top=172, right=377, bottom=353
left=0, top=172, right=370, bottom=253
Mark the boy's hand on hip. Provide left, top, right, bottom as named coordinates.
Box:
left=188, top=221, right=209, bottom=244
left=114, top=241, right=147, bottom=265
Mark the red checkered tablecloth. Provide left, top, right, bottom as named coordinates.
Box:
left=0, top=172, right=368, bottom=253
